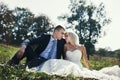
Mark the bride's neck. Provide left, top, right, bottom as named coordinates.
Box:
left=68, top=42, right=77, bottom=48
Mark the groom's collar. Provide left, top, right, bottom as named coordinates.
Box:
left=51, top=35, right=57, bottom=41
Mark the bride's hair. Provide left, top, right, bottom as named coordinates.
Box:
left=67, top=31, right=80, bottom=46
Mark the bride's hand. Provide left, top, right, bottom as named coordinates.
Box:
left=16, top=46, right=26, bottom=58
left=87, top=65, right=92, bottom=70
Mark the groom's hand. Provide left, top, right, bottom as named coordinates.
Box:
left=16, top=45, right=26, bottom=58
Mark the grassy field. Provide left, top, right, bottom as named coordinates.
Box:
left=0, top=44, right=119, bottom=80
left=0, top=44, right=19, bottom=64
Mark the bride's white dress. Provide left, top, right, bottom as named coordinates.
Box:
left=26, top=50, right=120, bottom=80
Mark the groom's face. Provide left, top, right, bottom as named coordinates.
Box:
left=55, top=29, right=65, bottom=40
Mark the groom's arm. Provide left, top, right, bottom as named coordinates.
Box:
left=21, top=34, right=45, bottom=47
left=17, top=34, right=46, bottom=58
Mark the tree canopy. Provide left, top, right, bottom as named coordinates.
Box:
left=59, top=0, right=111, bottom=58
left=0, top=2, right=53, bottom=44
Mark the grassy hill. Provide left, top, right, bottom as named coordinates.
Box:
left=0, top=44, right=19, bottom=64
left=0, top=44, right=119, bottom=80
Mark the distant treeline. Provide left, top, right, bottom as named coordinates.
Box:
left=96, top=48, right=120, bottom=60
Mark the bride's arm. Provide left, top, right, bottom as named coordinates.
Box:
left=80, top=46, right=91, bottom=70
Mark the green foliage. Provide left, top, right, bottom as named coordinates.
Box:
left=0, top=2, right=14, bottom=43
left=96, top=48, right=108, bottom=56
left=0, top=65, right=98, bottom=80
left=12, top=7, right=34, bottom=43
left=0, top=2, right=54, bottom=45
left=66, top=0, right=111, bottom=44
left=90, top=55, right=120, bottom=70
left=29, top=14, right=53, bottom=37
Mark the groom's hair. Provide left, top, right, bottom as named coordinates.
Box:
left=54, top=25, right=65, bottom=31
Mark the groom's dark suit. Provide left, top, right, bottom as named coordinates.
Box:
left=11, top=34, right=66, bottom=68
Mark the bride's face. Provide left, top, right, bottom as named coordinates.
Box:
left=65, top=33, right=72, bottom=43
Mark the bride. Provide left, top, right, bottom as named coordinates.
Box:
left=26, top=31, right=120, bottom=80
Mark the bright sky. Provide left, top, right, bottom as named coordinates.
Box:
left=1, top=0, right=120, bottom=51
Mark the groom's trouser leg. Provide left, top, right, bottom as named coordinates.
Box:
left=9, top=46, right=37, bottom=65
left=27, top=57, right=47, bottom=68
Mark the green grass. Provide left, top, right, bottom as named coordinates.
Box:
left=0, top=44, right=19, bottom=64
left=90, top=55, right=120, bottom=70
left=0, top=44, right=119, bottom=80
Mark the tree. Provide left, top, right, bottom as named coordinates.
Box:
left=96, top=48, right=108, bottom=56
left=59, top=0, right=111, bottom=59
left=114, top=49, right=120, bottom=60
left=0, top=2, right=14, bottom=43
left=11, top=8, right=53, bottom=44
left=29, top=14, right=53, bottom=37
left=0, top=2, right=54, bottom=44
left=12, top=7, right=34, bottom=44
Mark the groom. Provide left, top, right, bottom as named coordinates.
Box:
left=8, top=25, right=66, bottom=68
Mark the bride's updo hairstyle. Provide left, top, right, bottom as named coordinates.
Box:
left=67, top=31, right=80, bottom=46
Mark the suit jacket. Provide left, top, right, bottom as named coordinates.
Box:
left=22, top=34, right=66, bottom=59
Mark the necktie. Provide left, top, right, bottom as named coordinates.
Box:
left=48, top=40, right=57, bottom=59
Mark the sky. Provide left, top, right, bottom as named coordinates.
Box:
left=1, top=0, right=120, bottom=51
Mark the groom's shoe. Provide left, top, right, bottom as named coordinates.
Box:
left=7, top=60, right=16, bottom=67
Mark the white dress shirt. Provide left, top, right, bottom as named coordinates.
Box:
left=40, top=36, right=57, bottom=59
